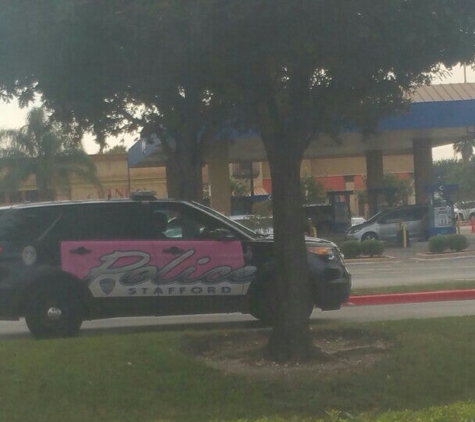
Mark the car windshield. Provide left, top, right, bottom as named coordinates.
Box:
left=365, top=209, right=392, bottom=223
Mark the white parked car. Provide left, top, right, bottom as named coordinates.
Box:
left=454, top=206, right=469, bottom=221
left=351, top=216, right=366, bottom=226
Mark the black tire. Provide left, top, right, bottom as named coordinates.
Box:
left=248, top=280, right=276, bottom=325
left=25, top=283, right=83, bottom=339
left=362, top=232, right=378, bottom=241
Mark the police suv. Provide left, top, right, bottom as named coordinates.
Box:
left=0, top=195, right=351, bottom=338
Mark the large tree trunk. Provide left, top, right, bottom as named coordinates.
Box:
left=165, top=83, right=204, bottom=202
left=165, top=146, right=203, bottom=202
left=264, top=135, right=314, bottom=362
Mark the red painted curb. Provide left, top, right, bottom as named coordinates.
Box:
left=345, top=289, right=475, bottom=306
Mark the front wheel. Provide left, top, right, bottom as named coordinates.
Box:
left=248, top=280, right=276, bottom=325
left=25, top=283, right=83, bottom=339
left=249, top=279, right=314, bottom=326
left=362, top=232, right=378, bottom=241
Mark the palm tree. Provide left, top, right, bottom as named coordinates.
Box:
left=0, top=107, right=102, bottom=201
left=453, top=140, right=475, bottom=165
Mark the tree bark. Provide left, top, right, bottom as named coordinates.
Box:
left=165, top=159, right=181, bottom=199
left=264, top=134, right=314, bottom=362
left=165, top=140, right=203, bottom=202
left=165, top=82, right=204, bottom=202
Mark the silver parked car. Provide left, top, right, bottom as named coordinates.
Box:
left=350, top=216, right=366, bottom=226
left=345, top=205, right=429, bottom=243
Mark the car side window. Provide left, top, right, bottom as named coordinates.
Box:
left=50, top=203, right=146, bottom=240
left=402, top=207, right=425, bottom=222
left=0, top=207, right=60, bottom=242
left=399, top=209, right=414, bottom=222
left=415, top=207, right=428, bottom=219
left=150, top=203, right=232, bottom=240
left=381, top=210, right=400, bottom=224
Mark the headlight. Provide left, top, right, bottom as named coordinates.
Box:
left=307, top=246, right=336, bottom=261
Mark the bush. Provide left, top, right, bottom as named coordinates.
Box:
left=339, top=240, right=361, bottom=259
left=446, top=233, right=469, bottom=252
left=428, top=235, right=448, bottom=253
left=361, top=239, right=384, bottom=257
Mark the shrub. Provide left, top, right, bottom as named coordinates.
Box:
left=446, top=233, right=469, bottom=252
left=339, top=240, right=361, bottom=259
left=361, top=239, right=384, bottom=257
left=428, top=235, right=448, bottom=253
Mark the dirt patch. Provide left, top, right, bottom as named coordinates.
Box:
left=182, top=326, right=394, bottom=380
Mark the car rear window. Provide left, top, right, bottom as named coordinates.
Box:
left=0, top=207, right=60, bottom=242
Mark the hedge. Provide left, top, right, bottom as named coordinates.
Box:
left=339, top=240, right=361, bottom=259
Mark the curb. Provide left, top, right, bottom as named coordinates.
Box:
left=415, top=249, right=475, bottom=260
left=344, top=255, right=395, bottom=263
left=345, top=289, right=475, bottom=306
left=344, top=249, right=475, bottom=262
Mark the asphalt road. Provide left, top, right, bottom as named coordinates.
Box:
left=348, top=255, right=475, bottom=288
left=346, top=224, right=475, bottom=288
left=2, top=299, right=475, bottom=340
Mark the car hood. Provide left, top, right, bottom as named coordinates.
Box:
left=346, top=221, right=373, bottom=233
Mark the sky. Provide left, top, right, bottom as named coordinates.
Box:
left=1, top=65, right=474, bottom=158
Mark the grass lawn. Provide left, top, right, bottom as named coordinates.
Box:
left=1, top=317, right=475, bottom=421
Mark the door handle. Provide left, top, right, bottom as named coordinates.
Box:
left=69, top=247, right=91, bottom=255
left=163, top=246, right=185, bottom=255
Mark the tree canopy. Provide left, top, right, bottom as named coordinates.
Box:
left=0, top=0, right=234, bottom=201
left=300, top=175, right=327, bottom=205
left=453, top=139, right=475, bottom=165
left=434, top=158, right=475, bottom=203
left=1, top=0, right=475, bottom=361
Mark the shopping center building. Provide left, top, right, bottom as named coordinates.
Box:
left=3, top=83, right=475, bottom=219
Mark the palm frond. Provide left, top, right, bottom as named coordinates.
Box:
left=0, top=107, right=99, bottom=200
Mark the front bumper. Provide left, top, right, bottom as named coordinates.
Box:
left=344, top=232, right=362, bottom=241
left=313, top=269, right=352, bottom=311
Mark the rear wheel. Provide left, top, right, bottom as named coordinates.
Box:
left=25, top=283, right=83, bottom=339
